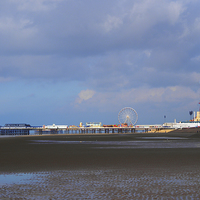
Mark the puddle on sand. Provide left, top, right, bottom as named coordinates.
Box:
left=136, top=137, right=187, bottom=140
left=30, top=139, right=200, bottom=149
left=0, top=173, right=36, bottom=185
left=94, top=140, right=200, bottom=149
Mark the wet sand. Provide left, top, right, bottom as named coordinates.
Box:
left=1, top=131, right=200, bottom=198
left=0, top=131, right=200, bottom=172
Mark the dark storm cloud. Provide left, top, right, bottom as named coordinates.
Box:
left=0, top=0, right=200, bottom=90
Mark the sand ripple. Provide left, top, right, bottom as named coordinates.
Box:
left=1, top=168, right=200, bottom=199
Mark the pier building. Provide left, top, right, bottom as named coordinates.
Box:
left=86, top=122, right=102, bottom=128
left=0, top=124, right=30, bottom=135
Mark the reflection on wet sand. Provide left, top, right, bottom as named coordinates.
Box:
left=30, top=138, right=200, bottom=149
left=1, top=169, right=200, bottom=199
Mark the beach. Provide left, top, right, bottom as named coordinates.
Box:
left=1, top=131, right=200, bottom=198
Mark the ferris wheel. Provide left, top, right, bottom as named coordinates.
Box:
left=118, top=107, right=138, bottom=126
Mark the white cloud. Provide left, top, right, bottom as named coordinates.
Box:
left=0, top=17, right=37, bottom=40
left=129, top=0, right=185, bottom=33
left=75, top=86, right=199, bottom=110
left=189, top=72, right=200, bottom=83
left=144, top=50, right=152, bottom=58
left=76, top=89, right=96, bottom=104
left=167, top=1, right=186, bottom=25
left=193, top=17, right=200, bottom=33
left=102, top=15, right=123, bottom=33
left=126, top=86, right=198, bottom=103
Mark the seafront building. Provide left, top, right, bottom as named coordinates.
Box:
left=163, top=110, right=200, bottom=129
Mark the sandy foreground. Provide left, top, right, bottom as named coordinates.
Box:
left=0, top=131, right=200, bottom=198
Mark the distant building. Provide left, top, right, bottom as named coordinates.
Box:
left=193, top=111, right=200, bottom=122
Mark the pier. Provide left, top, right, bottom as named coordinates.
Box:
left=0, top=125, right=171, bottom=136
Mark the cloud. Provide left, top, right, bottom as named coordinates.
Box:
left=0, top=0, right=187, bottom=57
left=0, top=17, right=37, bottom=39
left=76, top=89, right=96, bottom=104
left=128, top=0, right=185, bottom=36
left=102, top=15, right=123, bottom=33
left=0, top=0, right=200, bottom=125
left=73, top=86, right=199, bottom=112
left=167, top=1, right=186, bottom=24
left=9, top=0, right=63, bottom=12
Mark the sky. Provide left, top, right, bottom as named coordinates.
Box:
left=0, top=0, right=200, bottom=126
